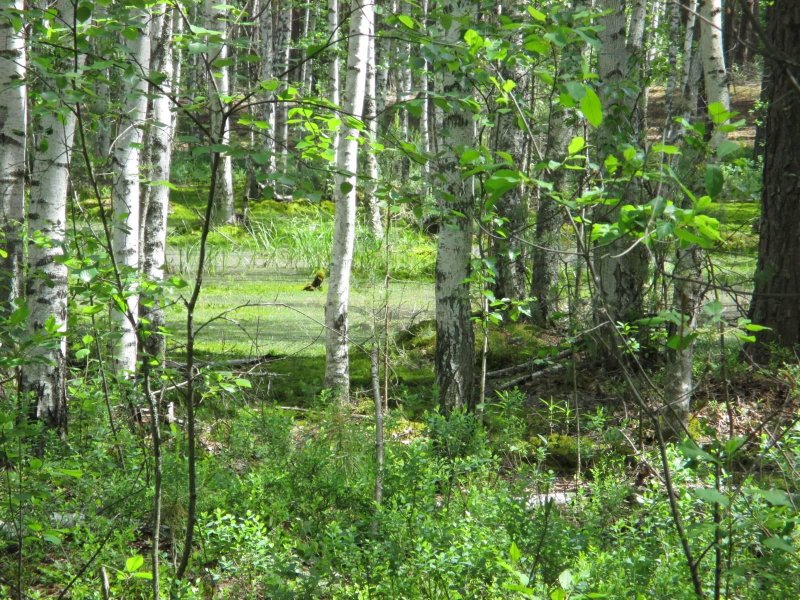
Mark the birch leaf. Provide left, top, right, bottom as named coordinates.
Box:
left=580, top=86, right=602, bottom=127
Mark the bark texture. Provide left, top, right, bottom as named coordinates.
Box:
left=0, top=0, right=26, bottom=310
left=111, top=8, right=151, bottom=374
left=434, top=0, right=476, bottom=412
left=748, top=1, right=800, bottom=360
left=22, top=0, right=77, bottom=430
left=324, top=0, right=373, bottom=397
left=142, top=4, right=176, bottom=359
left=206, top=0, right=235, bottom=224
left=700, top=0, right=731, bottom=147
left=592, top=0, right=648, bottom=348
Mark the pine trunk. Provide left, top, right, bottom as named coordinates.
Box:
left=748, top=1, right=800, bottom=360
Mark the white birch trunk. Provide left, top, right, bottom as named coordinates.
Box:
left=142, top=4, right=176, bottom=359
left=434, top=0, right=476, bottom=412
left=363, top=16, right=382, bottom=236
left=111, top=8, right=151, bottom=375
left=700, top=0, right=730, bottom=145
left=276, top=0, right=293, bottom=173
left=328, top=0, right=341, bottom=156
left=324, top=0, right=373, bottom=397
left=259, top=0, right=277, bottom=174
left=680, top=0, right=699, bottom=94
left=206, top=0, right=235, bottom=223
left=22, top=0, right=79, bottom=429
left=418, top=0, right=430, bottom=189
left=0, top=0, right=26, bottom=309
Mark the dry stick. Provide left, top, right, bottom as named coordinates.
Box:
left=494, top=363, right=565, bottom=391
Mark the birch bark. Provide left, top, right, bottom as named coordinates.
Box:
left=0, top=0, right=26, bottom=310
left=259, top=0, right=277, bottom=174
left=434, top=0, right=476, bottom=412
left=363, top=17, right=382, bottom=236
left=324, top=0, right=373, bottom=397
left=142, top=4, right=177, bottom=359
left=22, top=0, right=80, bottom=429
left=111, top=7, right=151, bottom=374
left=205, top=0, right=235, bottom=223
left=700, top=0, right=731, bottom=146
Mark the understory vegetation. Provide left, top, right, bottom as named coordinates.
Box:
left=4, top=153, right=800, bottom=599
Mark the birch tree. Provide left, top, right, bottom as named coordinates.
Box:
left=21, top=0, right=80, bottom=429
left=259, top=0, right=277, bottom=174
left=111, top=7, right=151, bottom=374
left=592, top=0, right=648, bottom=354
left=142, top=4, right=177, bottom=359
left=206, top=0, right=235, bottom=223
left=433, top=0, right=477, bottom=412
left=363, top=17, right=382, bottom=236
left=324, top=0, right=373, bottom=397
left=699, top=0, right=731, bottom=147
left=662, top=0, right=732, bottom=437
left=0, top=0, right=26, bottom=310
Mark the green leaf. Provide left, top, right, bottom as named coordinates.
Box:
left=678, top=439, right=719, bottom=464
left=125, top=555, right=144, bottom=573
left=716, top=140, right=740, bottom=159
left=703, top=300, right=724, bottom=318
left=580, top=86, right=603, bottom=127
left=527, top=6, right=547, bottom=21
left=509, top=541, right=521, bottom=563
left=397, top=14, right=415, bottom=29
left=567, top=136, right=585, bottom=155
left=753, top=488, right=792, bottom=507
left=692, top=487, right=730, bottom=507
left=763, top=536, right=794, bottom=553
left=339, top=181, right=353, bottom=195
left=652, top=143, right=680, bottom=155
left=485, top=169, right=523, bottom=198
left=235, top=378, right=252, bottom=388
left=704, top=165, right=724, bottom=198
left=76, top=2, right=92, bottom=21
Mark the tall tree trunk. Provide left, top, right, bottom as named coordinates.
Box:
left=363, top=16, right=382, bottom=236
left=434, top=0, right=476, bottom=413
left=142, top=4, right=176, bottom=360
left=680, top=0, right=699, bottom=96
left=418, top=0, right=430, bottom=193
left=21, top=0, right=79, bottom=431
left=324, top=0, right=373, bottom=397
left=259, top=0, right=278, bottom=175
left=700, top=0, right=731, bottom=147
left=0, top=0, right=26, bottom=312
left=531, top=2, right=586, bottom=325
left=748, top=1, right=800, bottom=360
left=328, top=0, right=340, bottom=155
left=111, top=7, right=151, bottom=374
left=206, top=0, right=235, bottom=223
left=592, top=0, right=648, bottom=352
left=275, top=0, right=293, bottom=173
